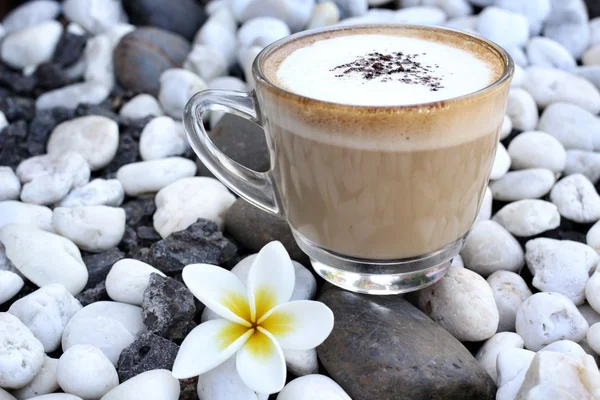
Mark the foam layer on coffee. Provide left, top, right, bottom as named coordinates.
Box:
left=273, top=34, right=495, bottom=106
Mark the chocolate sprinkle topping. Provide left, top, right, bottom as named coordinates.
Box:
left=330, top=51, right=444, bottom=91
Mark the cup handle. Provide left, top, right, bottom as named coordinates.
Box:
left=183, top=89, right=281, bottom=217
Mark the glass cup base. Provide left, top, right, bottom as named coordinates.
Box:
left=293, top=231, right=467, bottom=295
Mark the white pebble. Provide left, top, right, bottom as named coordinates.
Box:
left=418, top=266, right=499, bottom=341
left=276, top=375, right=351, bottom=400
left=0, top=224, right=88, bottom=295
left=84, top=34, right=114, bottom=90
left=493, top=200, right=560, bottom=237
left=475, top=332, right=524, bottom=384
left=0, top=201, right=53, bottom=232
left=393, top=6, right=447, bottom=25
left=476, top=7, right=529, bottom=49
left=587, top=323, right=600, bottom=355
left=28, top=395, right=83, bottom=400
left=47, top=116, right=119, bottom=171
left=184, top=45, right=228, bottom=83
left=586, top=270, right=600, bottom=315
left=153, top=177, right=236, bottom=238
left=207, top=77, right=248, bottom=127
left=0, top=167, right=21, bottom=201
left=52, top=206, right=126, bottom=253
left=495, top=0, right=550, bottom=35
left=0, top=270, right=23, bottom=306
left=584, top=44, right=600, bottom=66
left=496, top=348, right=536, bottom=400
left=542, top=0, right=590, bottom=58
left=461, top=220, right=524, bottom=277
left=515, top=292, right=588, bottom=351
left=63, top=0, right=126, bottom=34
left=12, top=356, right=59, bottom=400
left=587, top=219, right=600, bottom=254
left=489, top=168, right=556, bottom=201
left=507, top=131, right=566, bottom=172
left=526, top=36, right=576, bottom=70
left=506, top=88, right=538, bottom=131
left=140, top=117, right=189, bottom=161
left=242, top=46, right=262, bottom=89
left=499, top=115, right=513, bottom=140
left=511, top=64, right=526, bottom=88
left=283, top=349, right=318, bottom=377
left=2, top=0, right=61, bottom=33
left=36, top=82, right=111, bottom=111
left=57, top=344, right=118, bottom=399
left=0, top=313, right=44, bottom=389
left=231, top=0, right=314, bottom=32
left=451, top=254, right=464, bottom=268
left=540, top=340, right=587, bottom=358
left=100, top=369, right=180, bottom=400
left=237, top=17, right=290, bottom=49
left=526, top=238, right=599, bottom=305
left=58, top=179, right=124, bottom=208
left=306, top=2, right=340, bottom=29
left=105, top=259, right=166, bottom=306
left=476, top=186, right=493, bottom=222
left=119, top=94, right=163, bottom=120
left=564, top=150, right=600, bottom=183
left=106, top=23, right=135, bottom=49
left=116, top=157, right=197, bottom=197
left=550, top=173, right=600, bottom=223
left=0, top=20, right=62, bottom=69
left=489, top=143, right=511, bottom=180
left=537, top=102, right=600, bottom=151
left=158, top=69, right=207, bottom=119
left=487, top=271, right=532, bottom=332
left=506, top=46, right=529, bottom=68
left=8, top=284, right=82, bottom=352
left=194, top=18, right=237, bottom=67
left=196, top=356, right=259, bottom=400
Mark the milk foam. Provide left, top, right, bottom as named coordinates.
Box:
left=275, top=34, right=494, bottom=106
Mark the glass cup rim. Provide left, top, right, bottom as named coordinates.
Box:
left=253, top=23, right=514, bottom=111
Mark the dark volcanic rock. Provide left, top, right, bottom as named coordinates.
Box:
left=197, top=114, right=270, bottom=177
left=52, top=32, right=88, bottom=67
left=226, top=199, right=306, bottom=262
left=101, top=133, right=141, bottom=178
left=75, top=281, right=109, bottom=306
left=82, top=248, right=125, bottom=289
left=318, top=285, right=496, bottom=400
left=34, top=63, right=73, bottom=90
left=142, top=273, right=196, bottom=341
left=27, top=107, right=75, bottom=156
left=145, top=219, right=238, bottom=274
left=117, top=332, right=179, bottom=382
left=113, top=27, right=191, bottom=95
left=180, top=377, right=199, bottom=400
left=1, top=96, right=35, bottom=122
left=123, top=197, right=156, bottom=227
left=0, top=120, right=29, bottom=169
left=75, top=101, right=120, bottom=121
left=0, top=65, right=36, bottom=94
left=121, top=0, right=206, bottom=41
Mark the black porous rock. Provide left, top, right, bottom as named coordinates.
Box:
left=196, top=114, right=270, bottom=177
left=123, top=197, right=156, bottom=227
left=145, top=219, right=238, bottom=274
left=52, top=32, right=88, bottom=67
left=75, top=281, right=109, bottom=307
left=1, top=96, right=35, bottom=122
left=82, top=248, right=126, bottom=289
left=34, top=63, right=72, bottom=90
left=180, top=377, right=199, bottom=400
left=0, top=120, right=29, bottom=169
left=225, top=199, right=307, bottom=263
left=142, top=273, right=196, bottom=341
left=113, top=27, right=191, bottom=95
left=117, top=332, right=179, bottom=382
left=119, top=116, right=153, bottom=140
left=101, top=133, right=141, bottom=178
left=0, top=64, right=37, bottom=94
left=121, top=0, right=206, bottom=41
left=75, top=101, right=120, bottom=121
left=27, top=107, right=75, bottom=156
left=318, top=285, right=496, bottom=400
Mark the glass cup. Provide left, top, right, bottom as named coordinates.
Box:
left=183, top=24, right=514, bottom=295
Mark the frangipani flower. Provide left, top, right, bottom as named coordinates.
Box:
left=172, top=241, right=335, bottom=394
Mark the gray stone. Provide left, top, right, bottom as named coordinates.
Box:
left=538, top=102, right=600, bottom=151
left=82, top=248, right=125, bottom=290
left=117, top=332, right=179, bottom=382
left=317, top=285, right=496, bottom=400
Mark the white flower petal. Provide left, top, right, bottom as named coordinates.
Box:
left=260, top=300, right=334, bottom=350
left=172, top=319, right=253, bottom=379
left=247, top=241, right=295, bottom=322
left=236, top=328, right=287, bottom=394
left=183, top=263, right=252, bottom=325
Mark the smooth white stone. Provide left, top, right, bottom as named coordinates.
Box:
left=0, top=111, right=7, bottom=131
left=393, top=6, right=447, bottom=25
left=524, top=66, right=600, bottom=113
left=0, top=271, right=23, bottom=306
left=283, top=348, right=319, bottom=376
left=194, top=18, right=237, bottom=67
left=196, top=356, right=258, bottom=400
left=0, top=313, right=44, bottom=389
left=84, top=34, right=114, bottom=90
left=57, top=345, right=118, bottom=399
left=495, top=348, right=536, bottom=400
left=0, top=167, right=22, bottom=201
left=119, top=94, right=163, bottom=120
left=421, top=0, right=472, bottom=18
left=461, top=220, right=524, bottom=277
left=564, top=150, right=600, bottom=183
left=511, top=64, right=526, bottom=88
left=8, top=284, right=82, bottom=352
left=542, top=0, right=590, bottom=58
left=153, top=177, right=235, bottom=238
left=526, top=238, right=598, bottom=305
left=506, top=46, right=529, bottom=68
left=537, top=102, right=600, bottom=151
left=0, top=20, right=62, bottom=69
left=158, top=69, right=207, bottom=119
left=443, top=15, right=478, bottom=33
left=451, top=254, right=464, bottom=268
left=36, top=82, right=111, bottom=111
left=506, top=88, right=538, bottom=131
left=487, top=271, right=533, bottom=332
left=63, top=301, right=146, bottom=366
left=276, top=375, right=351, bottom=400
left=184, top=45, right=228, bottom=82
left=29, top=395, right=83, bottom=400
left=418, top=266, right=499, bottom=341
left=58, top=179, right=124, bottom=208
left=116, top=157, right=197, bottom=197
left=238, top=17, right=290, bottom=50
left=207, top=77, right=248, bottom=127
left=493, top=200, right=560, bottom=237
left=12, top=356, right=59, bottom=400
left=52, top=206, right=126, bottom=252
left=0, top=201, right=53, bottom=231
left=0, top=242, right=15, bottom=273
left=139, top=116, right=189, bottom=161
left=105, top=259, right=166, bottom=306
left=476, top=7, right=529, bottom=48
left=306, top=2, right=340, bottom=29
left=591, top=17, right=600, bottom=46
left=47, top=116, right=119, bottom=171
left=489, top=169, right=556, bottom=201
left=587, top=219, right=600, bottom=254
left=476, top=332, right=524, bottom=384
left=475, top=186, right=493, bottom=222
left=490, top=143, right=511, bottom=180
left=242, top=46, right=262, bottom=89
left=2, top=0, right=61, bottom=33
left=540, top=340, right=587, bottom=358
left=206, top=5, right=237, bottom=32
left=0, top=224, right=88, bottom=295
left=495, top=0, right=550, bottom=35
left=586, top=270, right=600, bottom=315
left=106, top=23, right=135, bottom=49
left=583, top=44, right=600, bottom=66
left=100, top=369, right=180, bottom=400
left=588, top=323, right=600, bottom=355
left=67, top=22, right=86, bottom=36
left=507, top=131, right=567, bottom=173
left=63, top=0, right=126, bottom=34
left=499, top=115, right=513, bottom=140
left=230, top=0, right=315, bottom=32
left=550, top=174, right=600, bottom=223
left=515, top=292, right=589, bottom=351
left=527, top=36, right=576, bottom=70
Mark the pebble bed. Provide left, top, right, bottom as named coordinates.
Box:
left=2, top=0, right=600, bottom=399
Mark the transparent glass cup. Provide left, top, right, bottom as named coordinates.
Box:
left=184, top=25, right=514, bottom=295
